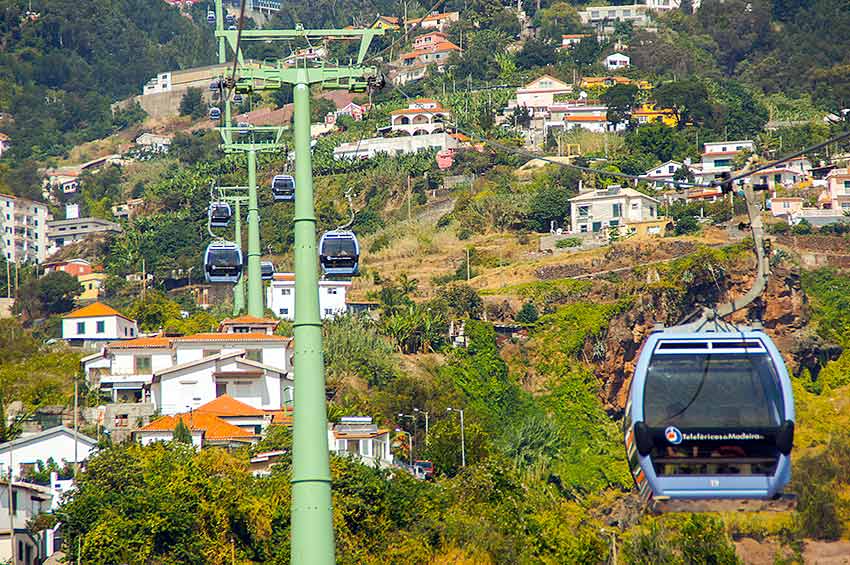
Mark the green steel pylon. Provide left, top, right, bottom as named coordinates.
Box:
left=211, top=5, right=383, bottom=563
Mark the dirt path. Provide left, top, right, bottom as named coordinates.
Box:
left=736, top=538, right=850, bottom=564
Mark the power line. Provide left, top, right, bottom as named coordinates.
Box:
left=226, top=0, right=249, bottom=92
left=722, top=128, right=850, bottom=186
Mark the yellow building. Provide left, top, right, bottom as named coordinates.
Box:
left=371, top=15, right=401, bottom=30
left=579, top=76, right=652, bottom=90
left=632, top=103, right=678, bottom=127
left=79, top=272, right=108, bottom=301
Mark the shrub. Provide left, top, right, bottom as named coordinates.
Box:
left=791, top=218, right=813, bottom=235
left=766, top=222, right=790, bottom=235
left=458, top=227, right=472, bottom=240
left=555, top=237, right=581, bottom=249
left=674, top=215, right=700, bottom=235
left=515, top=302, right=539, bottom=324
left=368, top=233, right=392, bottom=254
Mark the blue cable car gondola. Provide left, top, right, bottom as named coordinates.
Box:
left=260, top=261, right=275, bottom=281
left=228, top=24, right=237, bottom=31
left=209, top=79, right=222, bottom=92
left=233, top=93, right=243, bottom=104
left=625, top=331, right=794, bottom=508
left=319, top=230, right=360, bottom=277
left=207, top=10, right=215, bottom=24
left=225, top=14, right=235, bottom=25
left=209, top=107, right=221, bottom=121
left=204, top=241, right=243, bottom=283
left=624, top=179, right=795, bottom=512
left=271, top=175, right=295, bottom=202
left=208, top=202, right=232, bottom=228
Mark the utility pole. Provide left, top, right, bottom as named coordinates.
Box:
left=446, top=407, right=465, bottom=467
left=213, top=10, right=384, bottom=562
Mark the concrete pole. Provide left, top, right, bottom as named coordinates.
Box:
left=459, top=409, right=466, bottom=467
left=233, top=199, right=245, bottom=315
left=246, top=150, right=264, bottom=317
left=290, top=79, right=334, bottom=565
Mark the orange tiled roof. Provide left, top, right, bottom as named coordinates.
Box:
left=138, top=412, right=254, bottom=440
left=64, top=302, right=133, bottom=321
left=220, top=315, right=278, bottom=325
left=108, top=336, right=172, bottom=349
left=272, top=273, right=295, bottom=281
left=390, top=106, right=446, bottom=115
left=196, top=394, right=267, bottom=417
left=266, top=409, right=294, bottom=425
left=566, top=115, right=607, bottom=122
left=174, top=332, right=289, bottom=342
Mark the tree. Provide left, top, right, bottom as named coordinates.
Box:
left=602, top=84, right=639, bottom=128
left=516, top=302, right=539, bottom=324
left=625, top=122, right=692, bottom=163
left=537, top=2, right=582, bottom=44
left=697, top=0, right=770, bottom=71
left=311, top=96, right=337, bottom=123
left=674, top=215, right=699, bottom=235
left=653, top=80, right=712, bottom=129
left=515, top=39, right=556, bottom=70
left=436, top=282, right=483, bottom=320
left=15, top=272, right=82, bottom=321
left=172, top=419, right=193, bottom=444
left=179, top=87, right=205, bottom=119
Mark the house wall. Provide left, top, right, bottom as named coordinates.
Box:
left=267, top=280, right=350, bottom=320
left=173, top=343, right=288, bottom=370
left=111, top=349, right=174, bottom=375
left=571, top=193, right=659, bottom=232
left=771, top=199, right=804, bottom=216
left=137, top=430, right=204, bottom=448
left=62, top=315, right=136, bottom=341
left=0, top=433, right=93, bottom=478
left=333, top=132, right=459, bottom=160
left=153, top=358, right=287, bottom=415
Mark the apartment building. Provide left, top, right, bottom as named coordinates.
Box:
left=0, top=193, right=50, bottom=263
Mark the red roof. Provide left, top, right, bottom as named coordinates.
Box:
left=108, top=337, right=172, bottom=349
left=220, top=315, right=278, bottom=325
left=174, top=332, right=289, bottom=343
left=65, top=302, right=133, bottom=321
left=138, top=412, right=254, bottom=440
left=196, top=394, right=266, bottom=417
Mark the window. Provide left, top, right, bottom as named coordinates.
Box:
left=130, top=327, right=135, bottom=336
left=612, top=203, right=623, bottom=218
left=281, top=289, right=291, bottom=296
left=76, top=322, right=85, bottom=335
left=246, top=349, right=262, bottom=362
left=714, top=159, right=731, bottom=168
left=279, top=308, right=289, bottom=316
left=609, top=219, right=620, bottom=227
left=215, top=382, right=227, bottom=397
left=327, top=287, right=338, bottom=295
left=324, top=308, right=333, bottom=316
left=650, top=206, right=656, bottom=217
left=783, top=201, right=790, bottom=209
left=631, top=202, right=639, bottom=210
left=96, top=321, right=105, bottom=334
left=843, top=180, right=850, bottom=193
left=578, top=205, right=590, bottom=218
left=579, top=224, right=588, bottom=233
left=135, top=355, right=152, bottom=374
left=668, top=165, right=675, bottom=173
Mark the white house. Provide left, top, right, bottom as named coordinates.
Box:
left=328, top=417, right=393, bottom=468
left=569, top=185, right=662, bottom=234
left=134, top=133, right=173, bottom=153
left=644, top=160, right=684, bottom=189
left=0, top=481, right=55, bottom=565
left=605, top=53, right=631, bottom=70
left=560, top=34, right=591, bottom=49
left=149, top=334, right=293, bottom=415
left=389, top=98, right=450, bottom=136
left=267, top=273, right=351, bottom=320
left=578, top=4, right=651, bottom=27
left=0, top=426, right=97, bottom=482
left=84, top=336, right=174, bottom=404
left=62, top=302, right=138, bottom=346
left=545, top=99, right=618, bottom=134
left=513, top=75, right=573, bottom=113
left=700, top=140, right=755, bottom=175
left=333, top=132, right=460, bottom=160
left=0, top=192, right=51, bottom=264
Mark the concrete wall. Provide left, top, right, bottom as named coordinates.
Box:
left=130, top=89, right=216, bottom=120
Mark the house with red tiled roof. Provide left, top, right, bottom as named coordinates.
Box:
left=133, top=411, right=258, bottom=449
left=196, top=394, right=271, bottom=434
left=392, top=34, right=462, bottom=85
left=218, top=315, right=279, bottom=335
left=61, top=302, right=138, bottom=346
left=405, top=11, right=459, bottom=32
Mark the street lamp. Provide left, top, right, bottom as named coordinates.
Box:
left=413, top=407, right=429, bottom=445
left=398, top=413, right=416, bottom=465
left=445, top=407, right=465, bottom=467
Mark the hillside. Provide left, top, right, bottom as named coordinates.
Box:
left=2, top=0, right=850, bottom=563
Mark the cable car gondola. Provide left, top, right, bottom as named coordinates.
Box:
left=624, top=179, right=795, bottom=512
left=271, top=175, right=295, bottom=202
left=233, top=93, right=243, bottom=104
left=209, top=107, right=221, bottom=121
left=204, top=241, right=243, bottom=283
left=208, top=202, right=232, bottom=228
left=238, top=121, right=251, bottom=135
left=207, top=10, right=215, bottom=24
left=225, top=14, right=235, bottom=25
left=319, top=230, right=360, bottom=277
left=228, top=24, right=237, bottom=31
left=625, top=331, right=795, bottom=509
left=260, top=261, right=275, bottom=281
left=209, top=79, right=222, bottom=92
